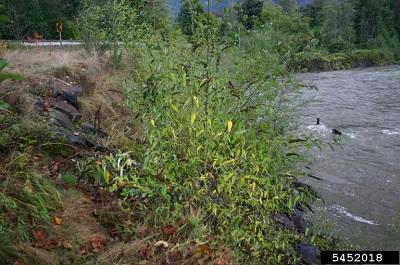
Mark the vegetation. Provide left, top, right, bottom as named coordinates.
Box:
left=0, top=0, right=398, bottom=264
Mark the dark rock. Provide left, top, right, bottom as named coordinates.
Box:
left=81, top=122, right=96, bottom=134
left=291, top=211, right=311, bottom=233
left=66, top=134, right=88, bottom=146
left=81, top=122, right=107, bottom=137
left=52, top=79, right=83, bottom=108
left=271, top=213, right=296, bottom=230
left=49, top=98, right=81, bottom=122
left=52, top=130, right=88, bottom=146
left=295, top=242, right=321, bottom=265
left=270, top=211, right=310, bottom=233
left=332, top=128, right=342, bottom=135
left=49, top=109, right=74, bottom=130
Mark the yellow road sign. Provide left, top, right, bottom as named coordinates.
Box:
left=56, top=22, right=63, bottom=33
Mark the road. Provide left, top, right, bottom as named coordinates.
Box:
left=22, top=41, right=83, bottom=46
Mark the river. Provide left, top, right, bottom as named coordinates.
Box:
left=297, top=65, right=400, bottom=250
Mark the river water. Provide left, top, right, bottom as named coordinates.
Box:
left=297, top=66, right=400, bottom=250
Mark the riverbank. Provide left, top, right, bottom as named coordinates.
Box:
left=1, top=47, right=341, bottom=264
left=289, top=49, right=400, bottom=72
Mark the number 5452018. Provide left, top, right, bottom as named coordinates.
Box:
left=321, top=251, right=399, bottom=264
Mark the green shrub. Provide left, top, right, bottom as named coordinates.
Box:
left=78, top=25, right=320, bottom=263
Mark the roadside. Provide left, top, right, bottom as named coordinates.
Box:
left=0, top=49, right=239, bottom=265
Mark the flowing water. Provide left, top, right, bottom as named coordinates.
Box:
left=297, top=66, right=400, bottom=250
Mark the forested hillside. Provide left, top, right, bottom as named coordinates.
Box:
left=1, top=0, right=399, bottom=70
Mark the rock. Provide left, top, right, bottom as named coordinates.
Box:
left=67, top=134, right=88, bottom=146
left=53, top=130, right=88, bottom=146
left=81, top=122, right=106, bottom=137
left=49, top=109, right=74, bottom=130
left=81, top=122, right=97, bottom=134
left=52, top=79, right=83, bottom=108
left=271, top=213, right=296, bottom=230
left=295, top=242, right=321, bottom=265
left=49, top=98, right=81, bottom=122
left=291, top=211, right=311, bottom=233
left=270, top=211, right=310, bottom=233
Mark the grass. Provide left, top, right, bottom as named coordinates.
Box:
left=0, top=124, right=62, bottom=264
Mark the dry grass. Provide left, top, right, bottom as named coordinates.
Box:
left=1, top=48, right=139, bottom=145
left=3, top=48, right=106, bottom=76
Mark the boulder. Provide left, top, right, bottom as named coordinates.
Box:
left=49, top=98, right=81, bottom=122
left=52, top=130, right=88, bottom=147
left=81, top=122, right=106, bottom=137
left=52, top=79, right=83, bottom=108
left=295, top=242, right=321, bottom=265
left=49, top=109, right=74, bottom=130
left=270, top=211, right=310, bottom=233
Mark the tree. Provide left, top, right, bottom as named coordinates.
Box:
left=301, top=0, right=324, bottom=28
left=238, top=0, right=263, bottom=30
left=320, top=0, right=355, bottom=52
left=0, top=0, right=80, bottom=40
left=354, top=0, right=399, bottom=48
left=176, top=0, right=204, bottom=36
left=277, top=0, right=298, bottom=14
left=391, top=0, right=400, bottom=41
left=143, top=0, right=171, bottom=31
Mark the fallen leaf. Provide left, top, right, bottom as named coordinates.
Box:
left=90, top=234, right=106, bottom=253
left=162, top=225, right=176, bottom=235
left=215, top=259, right=227, bottom=265
left=138, top=245, right=151, bottom=259
left=168, top=250, right=183, bottom=263
left=79, top=244, right=88, bottom=255
left=154, top=240, right=169, bottom=249
left=33, top=230, right=46, bottom=241
left=13, top=261, right=23, bottom=265
left=62, top=240, right=72, bottom=249
left=194, top=244, right=213, bottom=259
left=54, top=216, right=62, bottom=225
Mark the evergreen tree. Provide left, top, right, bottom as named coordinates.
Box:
left=277, top=0, right=298, bottom=14
left=239, top=0, right=263, bottom=30
left=176, top=0, right=204, bottom=36
left=320, top=0, right=355, bottom=52
left=354, top=0, right=399, bottom=48
left=391, top=0, right=400, bottom=41
left=301, top=0, right=324, bottom=28
left=143, top=0, right=171, bottom=31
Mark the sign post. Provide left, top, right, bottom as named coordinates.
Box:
left=56, top=22, right=63, bottom=47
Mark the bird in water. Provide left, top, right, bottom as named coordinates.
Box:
left=316, top=118, right=342, bottom=135
left=332, top=128, right=342, bottom=135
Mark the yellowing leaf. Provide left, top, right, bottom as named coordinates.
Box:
left=23, top=185, right=33, bottom=194
left=191, top=113, right=197, bottom=124
left=193, top=96, right=200, bottom=108
left=223, top=159, right=236, bottom=165
left=252, top=182, right=256, bottom=192
left=103, top=170, right=111, bottom=184
left=227, top=120, right=233, bottom=133
left=171, top=104, right=179, bottom=113
left=150, top=119, right=155, bottom=127
left=54, top=216, right=62, bottom=225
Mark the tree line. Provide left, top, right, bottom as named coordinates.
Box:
left=0, top=0, right=399, bottom=54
